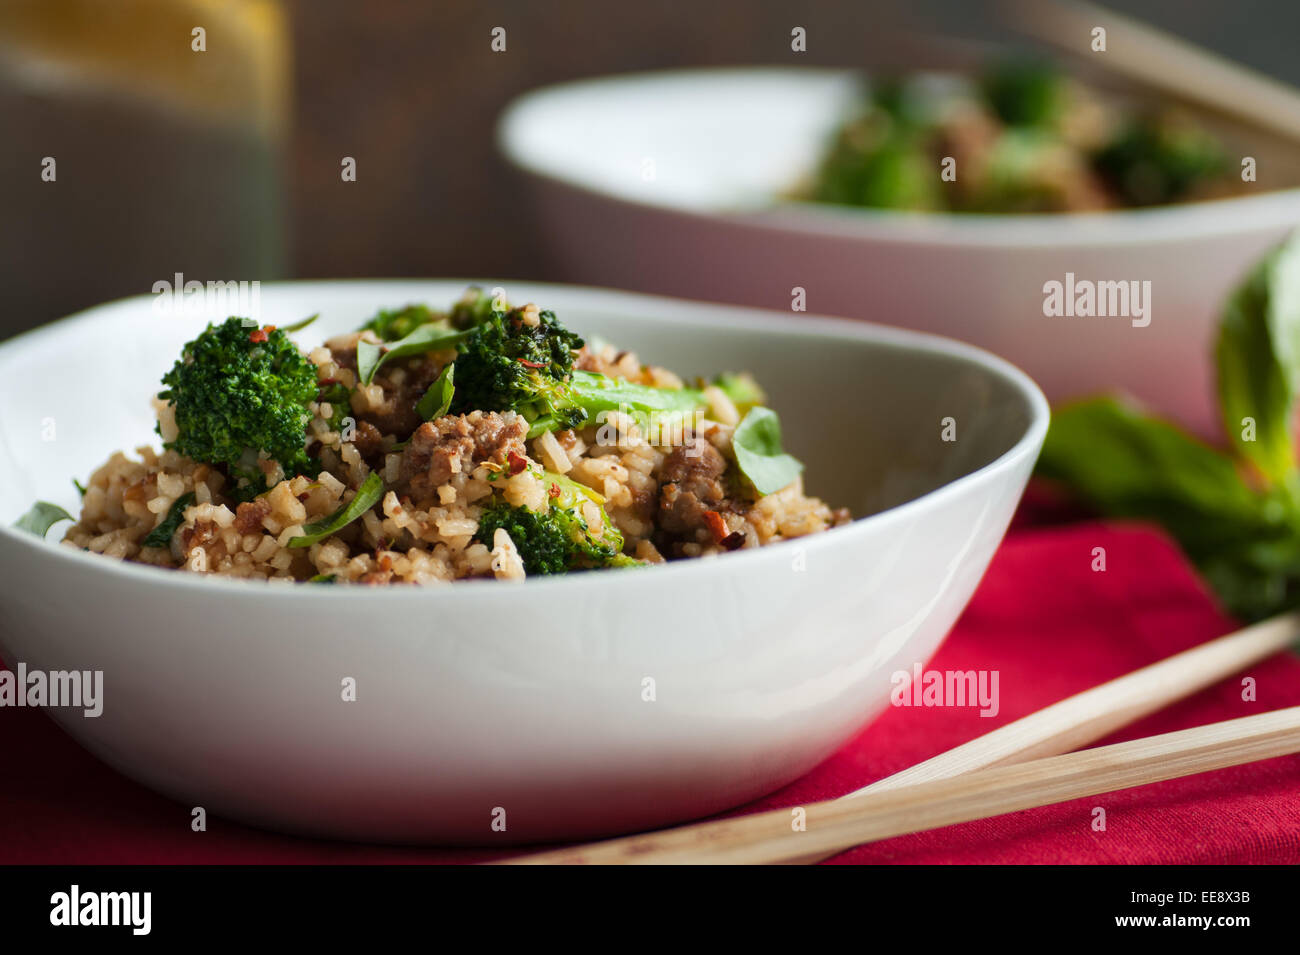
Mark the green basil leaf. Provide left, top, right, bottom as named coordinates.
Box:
left=364, top=304, right=443, bottom=341
left=733, top=407, right=804, bottom=495
left=416, top=363, right=455, bottom=420
left=1035, top=396, right=1280, bottom=566
left=356, top=339, right=382, bottom=386
left=569, top=370, right=704, bottom=416
left=358, top=324, right=471, bottom=385
left=288, top=471, right=384, bottom=548
left=1039, top=397, right=1259, bottom=520
left=142, top=492, right=196, bottom=548
left=1216, top=232, right=1300, bottom=485
left=1036, top=396, right=1300, bottom=621
left=281, top=313, right=319, bottom=334
left=14, top=501, right=75, bottom=538
left=1199, top=534, right=1300, bottom=622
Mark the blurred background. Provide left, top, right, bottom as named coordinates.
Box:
left=2, top=0, right=1298, bottom=336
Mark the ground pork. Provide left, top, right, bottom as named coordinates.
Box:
left=398, top=411, right=528, bottom=504
left=657, top=437, right=735, bottom=542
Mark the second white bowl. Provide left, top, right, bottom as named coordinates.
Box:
left=499, top=67, right=1300, bottom=437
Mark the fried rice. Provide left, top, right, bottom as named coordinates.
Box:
left=59, top=291, right=850, bottom=583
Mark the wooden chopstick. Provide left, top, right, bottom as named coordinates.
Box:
left=1003, top=0, right=1300, bottom=141
left=501, top=613, right=1298, bottom=864
left=846, top=612, right=1300, bottom=797
left=505, top=706, right=1300, bottom=864
left=736, top=612, right=1298, bottom=864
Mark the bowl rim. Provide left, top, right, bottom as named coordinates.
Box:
left=497, top=65, right=1300, bottom=249
left=0, top=279, right=1050, bottom=600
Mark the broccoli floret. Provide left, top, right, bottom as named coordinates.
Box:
left=158, top=317, right=319, bottom=497
left=868, top=76, right=941, bottom=129
left=476, top=501, right=570, bottom=574
left=811, top=112, right=941, bottom=211
left=448, top=289, right=588, bottom=431
left=474, top=473, right=636, bottom=575
left=870, top=77, right=910, bottom=123
left=980, top=59, right=1064, bottom=128
left=361, top=304, right=443, bottom=342
left=962, top=129, right=1079, bottom=213
left=1092, top=112, right=1226, bottom=206
left=448, top=287, right=503, bottom=330
left=437, top=287, right=717, bottom=439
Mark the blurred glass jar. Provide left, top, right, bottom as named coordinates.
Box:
left=0, top=0, right=288, bottom=336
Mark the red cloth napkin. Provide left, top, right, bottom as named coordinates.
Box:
left=4, top=520, right=1300, bottom=864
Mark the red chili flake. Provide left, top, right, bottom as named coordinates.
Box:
left=701, top=510, right=728, bottom=544
left=507, top=451, right=528, bottom=475
left=548, top=482, right=561, bottom=499
left=517, top=358, right=546, bottom=369
left=248, top=328, right=269, bottom=344
left=720, top=531, right=746, bottom=551
left=297, top=492, right=310, bottom=502
left=318, top=376, right=338, bottom=386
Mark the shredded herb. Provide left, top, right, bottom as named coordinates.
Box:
left=281, top=313, right=320, bottom=334
left=288, top=472, right=384, bottom=548
left=142, top=493, right=196, bottom=548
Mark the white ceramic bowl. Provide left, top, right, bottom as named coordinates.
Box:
left=0, top=281, right=1046, bottom=844
left=499, top=67, right=1300, bottom=437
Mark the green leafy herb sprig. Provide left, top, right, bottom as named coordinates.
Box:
left=1037, top=233, right=1300, bottom=620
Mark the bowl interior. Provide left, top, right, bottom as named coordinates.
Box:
left=0, top=281, right=1040, bottom=528
left=499, top=68, right=860, bottom=212
left=499, top=66, right=1300, bottom=220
